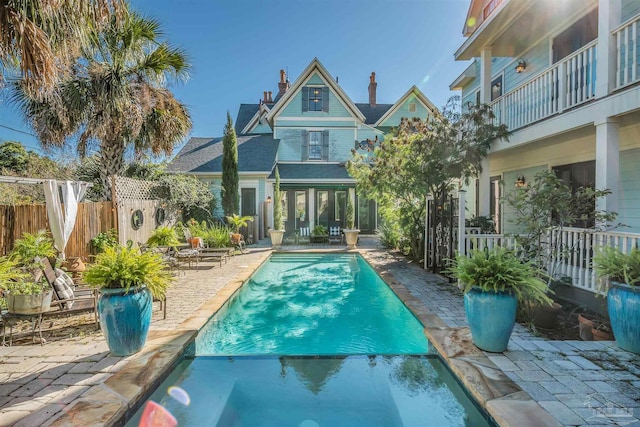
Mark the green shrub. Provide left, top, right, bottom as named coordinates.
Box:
left=10, top=230, right=56, bottom=266
left=147, top=226, right=180, bottom=247
left=90, top=229, right=118, bottom=253
left=313, top=225, right=328, bottom=236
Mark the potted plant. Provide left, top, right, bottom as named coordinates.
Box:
left=0, top=256, right=52, bottom=315
left=84, top=245, right=173, bottom=356
left=227, top=214, right=253, bottom=245
left=593, top=246, right=640, bottom=353
left=311, top=225, right=329, bottom=243
left=10, top=230, right=56, bottom=270
left=146, top=226, right=180, bottom=247
left=269, top=166, right=285, bottom=249
left=343, top=194, right=360, bottom=249
left=448, top=247, right=552, bottom=352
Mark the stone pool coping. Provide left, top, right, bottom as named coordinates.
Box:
left=48, top=247, right=559, bottom=426
left=358, top=250, right=561, bottom=427
left=46, top=251, right=272, bottom=426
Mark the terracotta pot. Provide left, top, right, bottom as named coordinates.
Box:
left=592, top=326, right=614, bottom=341
left=533, top=302, right=562, bottom=329
left=578, top=314, right=595, bottom=341
left=63, top=257, right=86, bottom=273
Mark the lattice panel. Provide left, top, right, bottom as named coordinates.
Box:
left=112, top=176, right=164, bottom=207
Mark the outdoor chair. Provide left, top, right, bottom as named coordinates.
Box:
left=329, top=226, right=343, bottom=244
left=40, top=258, right=99, bottom=323
left=296, top=227, right=311, bottom=244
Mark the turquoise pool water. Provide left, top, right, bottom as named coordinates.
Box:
left=196, top=253, right=429, bottom=355
left=127, top=356, right=491, bottom=427
left=126, top=254, right=493, bottom=426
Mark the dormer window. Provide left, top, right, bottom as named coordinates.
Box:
left=309, top=87, right=323, bottom=111
left=302, top=86, right=329, bottom=112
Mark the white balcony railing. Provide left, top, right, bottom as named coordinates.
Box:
left=614, top=13, right=640, bottom=89
left=464, top=227, right=640, bottom=293
left=490, top=41, right=597, bottom=132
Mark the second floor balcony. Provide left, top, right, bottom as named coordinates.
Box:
left=489, top=12, right=640, bottom=133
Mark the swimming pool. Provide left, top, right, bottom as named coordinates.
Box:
left=127, top=253, right=494, bottom=426
left=196, top=253, right=428, bottom=355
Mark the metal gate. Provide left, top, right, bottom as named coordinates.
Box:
left=425, top=192, right=459, bottom=273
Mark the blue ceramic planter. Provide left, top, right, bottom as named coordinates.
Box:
left=608, top=283, right=640, bottom=354
left=97, top=286, right=152, bottom=356
left=464, top=287, right=517, bottom=353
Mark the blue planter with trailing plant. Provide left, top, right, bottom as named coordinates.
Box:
left=608, top=283, right=640, bottom=354
left=464, top=287, right=517, bottom=353
left=98, top=286, right=152, bottom=356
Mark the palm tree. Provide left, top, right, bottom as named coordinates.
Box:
left=0, top=0, right=124, bottom=89
left=13, top=11, right=191, bottom=200
left=226, top=214, right=254, bottom=235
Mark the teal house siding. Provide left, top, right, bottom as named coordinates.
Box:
left=618, top=148, right=640, bottom=232
left=329, top=129, right=357, bottom=162
left=250, top=123, right=272, bottom=134
left=274, top=128, right=304, bottom=161
left=379, top=96, right=431, bottom=127
left=280, top=72, right=353, bottom=118
left=275, top=119, right=357, bottom=128
left=502, top=165, right=548, bottom=234
left=622, top=0, right=640, bottom=21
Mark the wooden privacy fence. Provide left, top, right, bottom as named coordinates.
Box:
left=0, top=202, right=115, bottom=259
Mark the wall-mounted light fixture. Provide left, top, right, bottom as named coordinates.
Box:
left=515, top=58, right=526, bottom=73
left=266, top=196, right=272, bottom=203
left=514, top=175, right=526, bottom=188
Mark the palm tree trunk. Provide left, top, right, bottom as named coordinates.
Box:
left=98, top=140, right=126, bottom=201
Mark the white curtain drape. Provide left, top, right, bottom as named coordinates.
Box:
left=43, top=180, right=90, bottom=259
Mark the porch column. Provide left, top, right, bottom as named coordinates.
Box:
left=596, top=0, right=621, bottom=97
left=477, top=158, right=491, bottom=217
left=308, top=188, right=315, bottom=230
left=595, top=117, right=620, bottom=219
left=479, top=46, right=492, bottom=104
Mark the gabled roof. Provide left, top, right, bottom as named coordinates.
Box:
left=266, top=58, right=366, bottom=124
left=167, top=135, right=279, bottom=174
left=354, top=103, right=394, bottom=125
left=241, top=103, right=271, bottom=135
left=235, top=104, right=259, bottom=134
left=463, top=0, right=484, bottom=36
left=374, top=86, right=438, bottom=127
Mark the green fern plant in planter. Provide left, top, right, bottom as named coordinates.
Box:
left=0, top=256, right=51, bottom=314
left=593, top=247, right=640, bottom=354
left=448, top=247, right=552, bottom=352
left=84, top=245, right=174, bottom=356
left=146, top=226, right=180, bottom=248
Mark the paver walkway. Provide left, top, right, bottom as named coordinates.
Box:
left=364, top=248, right=640, bottom=427
left=0, top=237, right=638, bottom=427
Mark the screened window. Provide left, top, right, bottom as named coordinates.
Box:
left=552, top=9, right=598, bottom=63
left=309, top=87, right=323, bottom=111
left=309, top=131, right=322, bottom=160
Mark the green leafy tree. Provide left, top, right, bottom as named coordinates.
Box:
left=221, top=111, right=239, bottom=216
left=0, top=141, right=29, bottom=173
left=14, top=11, right=192, bottom=201
left=348, top=98, right=509, bottom=259
left=0, top=0, right=123, bottom=89
left=157, top=174, right=214, bottom=221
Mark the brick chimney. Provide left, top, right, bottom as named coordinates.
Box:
left=277, top=69, right=290, bottom=98
left=263, top=91, right=268, bottom=104
left=368, top=72, right=377, bottom=107
left=268, top=91, right=273, bottom=103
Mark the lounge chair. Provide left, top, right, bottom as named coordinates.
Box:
left=40, top=258, right=99, bottom=323
left=230, top=233, right=246, bottom=253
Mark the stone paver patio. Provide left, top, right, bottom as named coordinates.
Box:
left=0, top=237, right=638, bottom=426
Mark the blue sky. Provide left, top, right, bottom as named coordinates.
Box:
left=0, top=0, right=471, bottom=157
